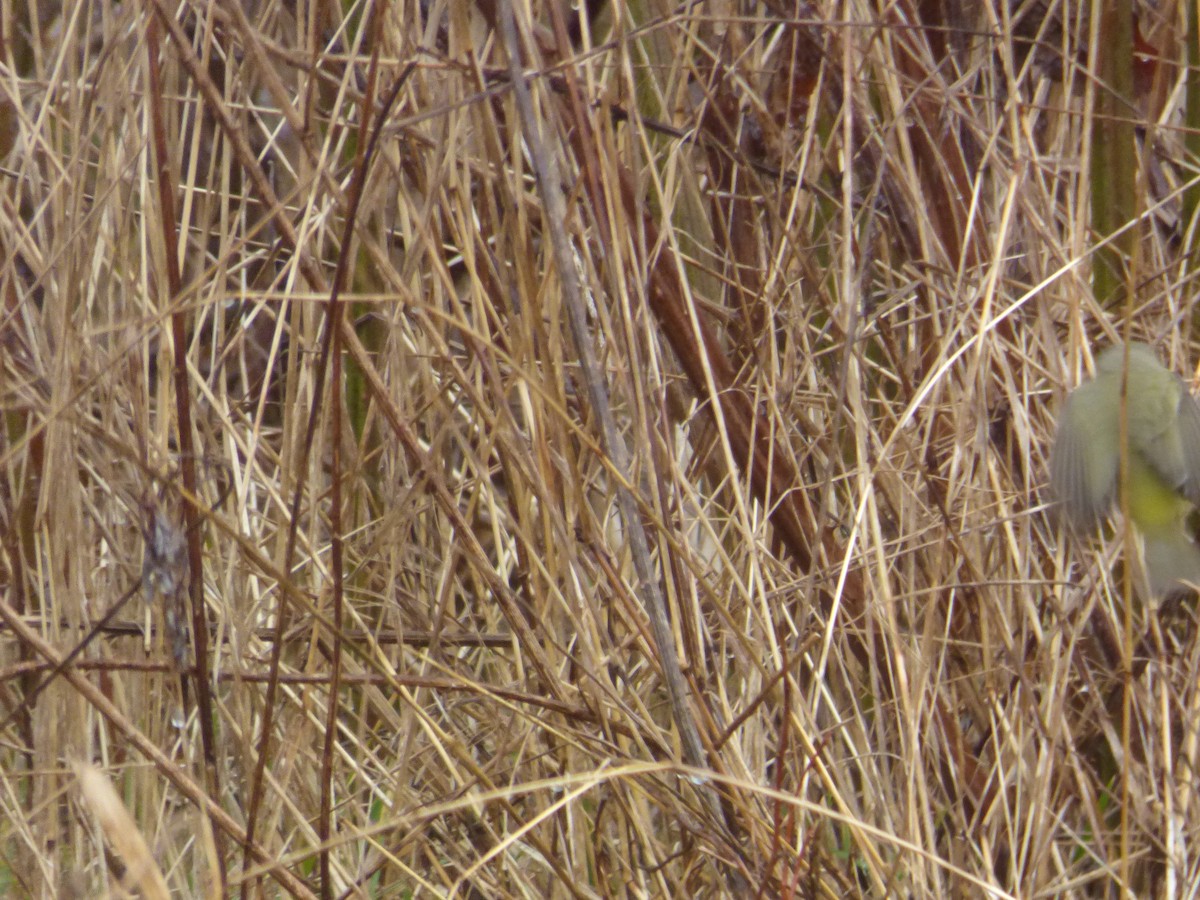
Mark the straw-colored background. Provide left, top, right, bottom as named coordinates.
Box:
left=3, top=1, right=1200, bottom=896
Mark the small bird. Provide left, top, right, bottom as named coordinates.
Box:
left=1051, top=342, right=1200, bottom=597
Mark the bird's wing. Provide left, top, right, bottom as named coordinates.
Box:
left=1051, top=382, right=1118, bottom=526
left=1173, top=387, right=1200, bottom=506
left=1129, top=369, right=1200, bottom=495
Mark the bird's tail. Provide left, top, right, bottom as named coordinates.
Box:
left=1141, top=525, right=1200, bottom=599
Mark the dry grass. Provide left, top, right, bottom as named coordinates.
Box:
left=3, top=0, right=1200, bottom=896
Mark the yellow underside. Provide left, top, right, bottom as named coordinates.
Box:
left=1124, top=452, right=1188, bottom=531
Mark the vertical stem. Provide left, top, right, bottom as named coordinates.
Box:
left=1091, top=0, right=1137, bottom=308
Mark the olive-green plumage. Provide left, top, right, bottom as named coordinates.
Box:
left=1051, top=342, right=1200, bottom=597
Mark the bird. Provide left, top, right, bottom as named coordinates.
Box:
left=1051, top=341, right=1200, bottom=598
